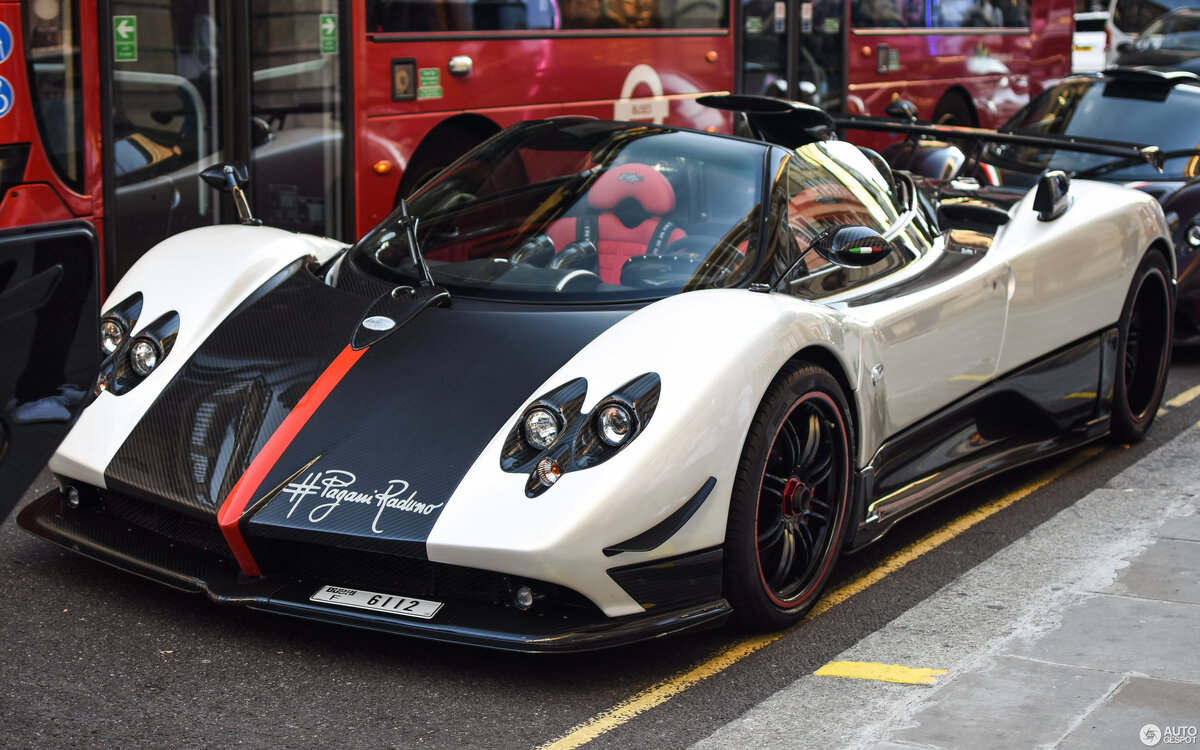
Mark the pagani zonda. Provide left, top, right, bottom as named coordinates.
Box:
left=18, top=98, right=1175, bottom=651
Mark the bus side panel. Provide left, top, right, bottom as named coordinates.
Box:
left=844, top=1, right=1072, bottom=128
left=353, top=34, right=734, bottom=232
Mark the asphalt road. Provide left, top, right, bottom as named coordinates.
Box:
left=4, top=349, right=1199, bottom=750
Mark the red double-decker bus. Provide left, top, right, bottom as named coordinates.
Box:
left=1, top=0, right=733, bottom=290
left=740, top=0, right=1073, bottom=127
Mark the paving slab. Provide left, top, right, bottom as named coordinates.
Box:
left=1006, top=596, right=1200, bottom=683
left=1157, top=515, right=1200, bottom=542
left=1105, top=538, right=1200, bottom=604
left=1058, top=676, right=1200, bottom=750
left=889, top=656, right=1121, bottom=750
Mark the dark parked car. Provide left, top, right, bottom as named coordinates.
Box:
left=878, top=67, right=1200, bottom=344
left=1115, top=8, right=1200, bottom=74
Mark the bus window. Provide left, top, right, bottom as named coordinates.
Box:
left=108, top=0, right=224, bottom=277
left=24, top=0, right=84, bottom=192
left=851, top=0, right=1030, bottom=28
left=365, top=0, right=727, bottom=32
left=249, top=2, right=345, bottom=239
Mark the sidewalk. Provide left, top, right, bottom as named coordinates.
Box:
left=694, top=425, right=1200, bottom=750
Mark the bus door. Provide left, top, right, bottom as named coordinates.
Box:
left=739, top=0, right=845, bottom=112
left=101, top=1, right=350, bottom=286
left=0, top=221, right=99, bottom=518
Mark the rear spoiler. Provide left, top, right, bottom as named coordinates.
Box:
left=698, top=94, right=1164, bottom=174
left=833, top=114, right=1165, bottom=173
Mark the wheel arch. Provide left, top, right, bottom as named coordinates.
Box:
left=932, top=86, right=979, bottom=127
left=783, top=343, right=860, bottom=445
left=395, top=114, right=503, bottom=202
left=1148, top=237, right=1177, bottom=282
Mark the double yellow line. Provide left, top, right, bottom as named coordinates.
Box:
left=539, top=446, right=1103, bottom=750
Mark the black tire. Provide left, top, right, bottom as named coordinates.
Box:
left=1112, top=249, right=1174, bottom=443
left=932, top=92, right=977, bottom=127
left=724, top=363, right=854, bottom=630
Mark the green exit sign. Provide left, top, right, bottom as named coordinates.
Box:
left=319, top=14, right=338, bottom=54
left=113, top=15, right=137, bottom=62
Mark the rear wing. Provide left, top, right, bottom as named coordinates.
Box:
left=833, top=114, right=1166, bottom=174
left=698, top=94, right=1165, bottom=175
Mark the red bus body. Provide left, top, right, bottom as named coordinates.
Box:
left=740, top=0, right=1073, bottom=134
left=845, top=5, right=1073, bottom=126
left=352, top=1, right=734, bottom=229
left=0, top=1, right=104, bottom=276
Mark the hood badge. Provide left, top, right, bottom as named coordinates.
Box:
left=362, top=315, right=396, bottom=331
left=279, top=469, right=443, bottom=534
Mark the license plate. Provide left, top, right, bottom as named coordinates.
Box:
left=310, top=585, right=443, bottom=619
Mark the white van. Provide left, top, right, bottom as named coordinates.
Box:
left=1074, top=10, right=1110, bottom=72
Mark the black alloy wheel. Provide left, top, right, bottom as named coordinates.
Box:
left=725, top=364, right=853, bottom=630
left=1112, top=249, right=1173, bottom=443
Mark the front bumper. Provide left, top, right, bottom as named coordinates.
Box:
left=17, top=490, right=730, bottom=652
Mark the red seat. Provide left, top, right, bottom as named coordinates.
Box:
left=546, top=163, right=685, bottom=283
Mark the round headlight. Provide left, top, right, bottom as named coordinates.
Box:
left=597, top=403, right=634, bottom=447
left=100, top=318, right=125, bottom=355
left=129, top=338, right=161, bottom=377
left=1187, top=222, right=1200, bottom=249
left=523, top=407, right=560, bottom=450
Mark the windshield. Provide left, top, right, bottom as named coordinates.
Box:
left=988, top=77, right=1200, bottom=181
left=1130, top=11, right=1200, bottom=50
left=349, top=120, right=767, bottom=303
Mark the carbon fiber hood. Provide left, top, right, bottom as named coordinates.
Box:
left=104, top=263, right=628, bottom=555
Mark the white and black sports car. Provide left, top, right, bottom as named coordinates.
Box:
left=18, top=98, right=1175, bottom=651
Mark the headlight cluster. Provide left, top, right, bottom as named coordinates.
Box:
left=501, top=373, right=661, bottom=497
left=1186, top=220, right=1200, bottom=251
left=96, top=292, right=180, bottom=395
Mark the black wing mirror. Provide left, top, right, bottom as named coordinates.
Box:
left=812, top=225, right=894, bottom=267
left=1033, top=170, right=1070, bottom=222
left=885, top=99, right=920, bottom=121
left=199, top=161, right=261, bottom=225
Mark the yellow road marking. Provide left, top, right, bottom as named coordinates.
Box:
left=537, top=447, right=1102, bottom=750
left=1165, top=383, right=1200, bottom=409
left=814, top=661, right=948, bottom=685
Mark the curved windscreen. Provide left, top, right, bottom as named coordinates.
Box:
left=349, top=120, right=768, bottom=303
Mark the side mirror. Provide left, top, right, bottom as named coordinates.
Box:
left=250, top=117, right=273, bottom=148
left=1033, top=170, right=1070, bottom=222
left=199, top=161, right=260, bottom=225
left=885, top=99, right=920, bottom=121
left=812, top=225, right=894, bottom=267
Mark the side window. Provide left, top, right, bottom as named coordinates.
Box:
left=852, top=0, right=1029, bottom=28
left=365, top=0, right=727, bottom=32
left=24, top=0, right=84, bottom=192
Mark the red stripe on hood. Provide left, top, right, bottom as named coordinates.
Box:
left=217, top=344, right=367, bottom=576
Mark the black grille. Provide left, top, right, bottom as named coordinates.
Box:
left=252, top=538, right=599, bottom=613
left=100, top=492, right=233, bottom=559
left=87, top=491, right=600, bottom=616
